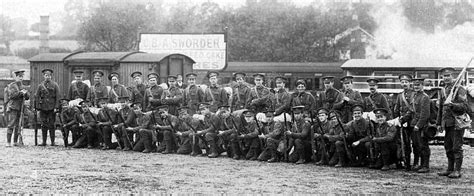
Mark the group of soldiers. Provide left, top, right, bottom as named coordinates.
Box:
left=4, top=67, right=469, bottom=179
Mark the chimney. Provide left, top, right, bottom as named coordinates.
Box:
left=39, top=15, right=50, bottom=53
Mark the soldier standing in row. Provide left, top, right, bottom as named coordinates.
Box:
left=87, top=71, right=108, bottom=107
left=247, top=73, right=274, bottom=113
left=162, top=76, right=183, bottom=116
left=411, top=78, right=431, bottom=173
left=108, top=72, right=129, bottom=103
left=5, top=70, right=29, bottom=147
left=35, top=69, right=60, bottom=146
left=230, top=72, right=250, bottom=112
left=274, top=76, right=291, bottom=116
left=365, top=79, right=391, bottom=118
left=204, top=71, right=229, bottom=113
left=176, top=74, right=187, bottom=89
left=437, top=67, right=469, bottom=179
left=144, top=73, right=165, bottom=112
left=393, top=74, right=417, bottom=170
left=319, top=76, right=343, bottom=111
left=334, top=76, right=363, bottom=123
left=68, top=70, right=89, bottom=101
left=183, top=73, right=205, bottom=114
left=129, top=72, right=147, bottom=110
left=291, top=80, right=315, bottom=116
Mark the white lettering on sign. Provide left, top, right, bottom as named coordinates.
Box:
left=139, top=34, right=227, bottom=70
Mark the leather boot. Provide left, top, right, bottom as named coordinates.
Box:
left=328, top=152, right=339, bottom=166
left=49, top=129, right=56, bottom=146
left=162, top=139, right=172, bottom=154
left=335, top=152, right=345, bottom=168
left=207, top=141, right=219, bottom=158
left=39, top=129, right=47, bottom=146
left=267, top=149, right=278, bottom=163
left=231, top=142, right=240, bottom=160
left=438, top=158, right=454, bottom=176
left=417, top=154, right=430, bottom=173
left=295, top=152, right=306, bottom=164
left=6, top=132, right=12, bottom=147
left=381, top=158, right=391, bottom=171
left=248, top=148, right=258, bottom=160
left=448, top=159, right=462, bottom=178
left=257, top=149, right=268, bottom=161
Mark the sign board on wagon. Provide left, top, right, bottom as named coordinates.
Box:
left=139, top=33, right=227, bottom=70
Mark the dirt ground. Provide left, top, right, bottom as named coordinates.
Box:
left=0, top=128, right=472, bottom=194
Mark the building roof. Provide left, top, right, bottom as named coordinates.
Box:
left=0, top=56, right=29, bottom=65
left=341, top=59, right=469, bottom=70
left=226, top=62, right=343, bottom=73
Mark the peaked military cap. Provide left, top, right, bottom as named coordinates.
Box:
left=148, top=73, right=159, bottom=79
left=367, top=78, right=379, bottom=85
left=253, top=73, right=265, bottom=79
left=317, top=107, right=329, bottom=115
left=373, top=108, right=389, bottom=116
left=275, top=76, right=287, bottom=83
left=439, top=67, right=455, bottom=76
left=108, top=72, right=119, bottom=80
left=340, top=76, right=354, bottom=84
left=78, top=100, right=91, bottom=106
left=14, top=70, right=26, bottom=76
left=233, top=72, right=246, bottom=78
left=185, top=73, right=197, bottom=78
left=178, top=106, right=189, bottom=111
left=322, top=76, right=335, bottom=83
left=157, top=105, right=169, bottom=110
left=295, top=79, right=306, bottom=86
left=73, top=70, right=84, bottom=74
left=412, top=77, right=425, bottom=85
left=198, top=102, right=210, bottom=110
left=351, top=104, right=364, bottom=112
left=207, top=71, right=219, bottom=78
left=398, top=74, right=412, bottom=81
left=42, top=69, right=53, bottom=74
left=218, top=105, right=230, bottom=110
left=292, top=105, right=305, bottom=113
left=167, top=75, right=177, bottom=81
left=243, top=109, right=255, bottom=116
left=131, top=71, right=142, bottom=78
left=130, top=102, right=142, bottom=108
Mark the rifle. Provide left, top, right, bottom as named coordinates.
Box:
left=184, top=120, right=208, bottom=149
left=115, top=108, right=133, bottom=147
left=57, top=109, right=69, bottom=147
left=445, top=57, right=473, bottom=104
left=282, top=112, right=289, bottom=162
left=367, top=117, right=376, bottom=165
left=17, top=96, right=25, bottom=146
left=399, top=122, right=406, bottom=167
left=335, top=115, right=354, bottom=161
left=165, top=116, right=181, bottom=146
left=103, top=108, right=123, bottom=149
left=309, top=111, right=316, bottom=160
left=315, top=116, right=328, bottom=161
left=253, top=114, right=265, bottom=148
left=33, top=107, right=38, bottom=146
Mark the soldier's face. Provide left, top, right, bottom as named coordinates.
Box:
left=15, top=74, right=23, bottom=82
left=236, top=77, right=244, bottom=84
left=413, top=83, right=423, bottom=92
left=99, top=102, right=107, bottom=108
left=149, top=78, right=157, bottom=85
left=400, top=80, right=410, bottom=89
left=134, top=77, right=142, bottom=84
left=244, top=115, right=253, bottom=123
left=94, top=76, right=101, bottom=83
left=159, top=110, right=168, bottom=117
left=179, top=111, right=189, bottom=119
left=200, top=107, right=210, bottom=115
left=296, top=84, right=305, bottom=92
left=343, top=82, right=352, bottom=90
left=276, top=81, right=284, bottom=89
left=369, top=85, right=377, bottom=93
left=133, top=106, right=142, bottom=113
left=318, top=113, right=328, bottom=122
left=188, top=78, right=196, bottom=85
left=75, top=75, right=82, bottom=81
left=219, top=109, right=230, bottom=118
left=442, top=74, right=453, bottom=84
left=43, top=73, right=52, bottom=81
left=209, top=77, right=218, bottom=85
left=324, top=82, right=333, bottom=89
left=353, top=111, right=362, bottom=120
left=294, top=111, right=303, bottom=119
left=111, top=77, right=119, bottom=85
left=376, top=114, right=386, bottom=123
left=265, top=115, right=274, bottom=123
left=254, top=78, right=263, bottom=86
left=168, top=80, right=176, bottom=87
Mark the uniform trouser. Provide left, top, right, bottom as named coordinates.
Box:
left=7, top=110, right=21, bottom=143
left=289, top=139, right=312, bottom=162
left=85, top=126, right=100, bottom=147
left=402, top=126, right=421, bottom=166
left=177, top=134, right=192, bottom=154
left=39, top=110, right=56, bottom=144
left=314, top=136, right=330, bottom=163
left=205, top=132, right=219, bottom=154
left=375, top=142, right=398, bottom=166
left=419, top=132, right=431, bottom=168
left=351, top=141, right=369, bottom=164
left=334, top=140, right=348, bottom=163
left=120, top=127, right=135, bottom=149
left=100, top=125, right=113, bottom=147
left=230, top=135, right=260, bottom=159
left=444, top=126, right=464, bottom=172
left=133, top=129, right=154, bottom=152
left=258, top=138, right=279, bottom=161
left=67, top=124, right=82, bottom=144
left=163, top=130, right=178, bottom=152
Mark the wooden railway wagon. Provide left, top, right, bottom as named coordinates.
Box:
left=29, top=51, right=195, bottom=99
left=211, top=61, right=345, bottom=91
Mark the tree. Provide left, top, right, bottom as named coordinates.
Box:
left=0, top=15, right=15, bottom=55
left=77, top=2, right=157, bottom=51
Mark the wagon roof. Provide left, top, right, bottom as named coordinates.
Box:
left=226, top=62, right=343, bottom=73
left=121, top=53, right=196, bottom=63
left=341, top=59, right=469, bottom=70
left=28, top=53, right=73, bottom=62
left=28, top=52, right=195, bottom=64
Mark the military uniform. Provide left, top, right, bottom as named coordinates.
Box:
left=162, top=76, right=184, bottom=116
left=319, top=76, right=344, bottom=111
left=68, top=70, right=89, bottom=100
left=231, top=109, right=260, bottom=160
left=286, top=106, right=313, bottom=164
left=393, top=74, right=418, bottom=169
left=231, top=72, right=250, bottom=111
left=333, top=76, right=364, bottom=123
left=129, top=72, right=147, bottom=110
left=437, top=68, right=470, bottom=178
left=5, top=70, right=30, bottom=146
left=365, top=79, right=391, bottom=118
left=116, top=103, right=138, bottom=151
left=183, top=73, right=205, bottom=114
left=72, top=101, right=99, bottom=149
left=191, top=103, right=222, bottom=158
left=97, top=99, right=121, bottom=150
left=274, top=76, right=291, bottom=116
left=291, top=80, right=315, bottom=115
left=131, top=111, right=154, bottom=153
left=155, top=108, right=180, bottom=154
left=410, top=78, right=431, bottom=173
left=35, top=69, right=61, bottom=146
left=313, top=108, right=331, bottom=165
left=325, top=112, right=350, bottom=167
left=371, top=108, right=398, bottom=171
left=204, top=71, right=229, bottom=113
left=345, top=105, right=373, bottom=166
left=176, top=107, right=201, bottom=155
left=108, top=72, right=129, bottom=103
left=59, top=99, right=80, bottom=146
left=144, top=73, right=165, bottom=111
left=87, top=71, right=109, bottom=107
left=257, top=111, right=284, bottom=162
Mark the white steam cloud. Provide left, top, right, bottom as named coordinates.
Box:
left=366, top=3, right=474, bottom=61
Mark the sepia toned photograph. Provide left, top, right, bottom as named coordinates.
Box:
left=0, top=0, right=473, bottom=194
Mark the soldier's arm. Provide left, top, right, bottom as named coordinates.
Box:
left=54, top=83, right=61, bottom=109
left=275, top=92, right=291, bottom=116
left=375, top=125, right=396, bottom=143
left=332, top=92, right=345, bottom=110
left=349, top=91, right=364, bottom=105
left=393, top=94, right=401, bottom=119
left=265, top=121, right=282, bottom=138
left=220, top=88, right=229, bottom=107
left=308, top=93, right=316, bottom=112
left=381, top=95, right=392, bottom=119
left=451, top=87, right=469, bottom=113
left=198, top=88, right=205, bottom=103
left=244, top=122, right=259, bottom=138
left=415, top=95, right=430, bottom=129
left=8, top=84, right=21, bottom=100
left=165, top=89, right=184, bottom=105
left=291, top=122, right=311, bottom=139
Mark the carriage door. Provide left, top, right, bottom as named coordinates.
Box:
left=169, top=57, right=184, bottom=77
